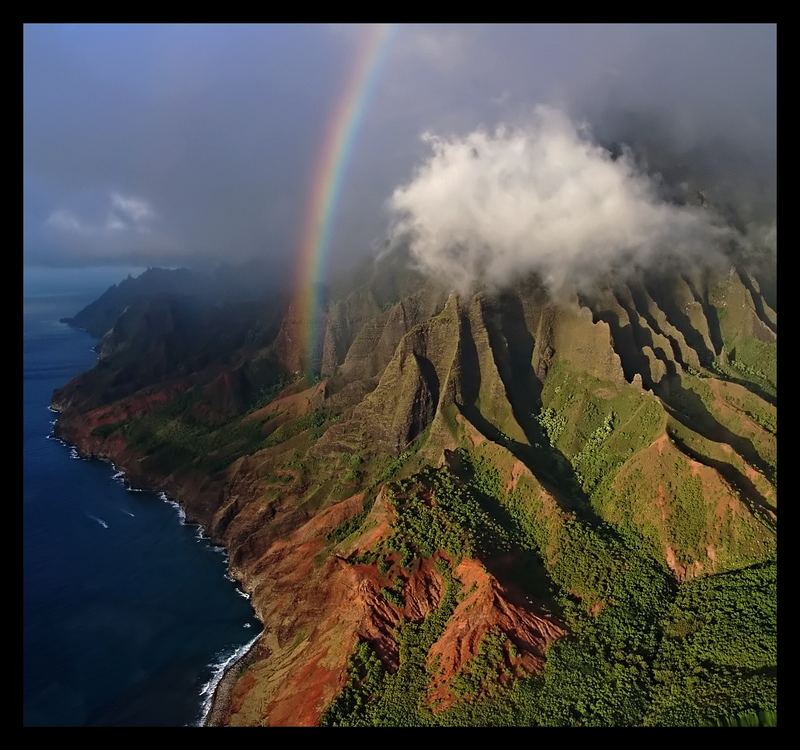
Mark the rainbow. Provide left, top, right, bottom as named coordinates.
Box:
left=292, top=23, right=396, bottom=376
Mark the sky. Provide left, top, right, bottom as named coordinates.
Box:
left=23, top=23, right=776, bottom=281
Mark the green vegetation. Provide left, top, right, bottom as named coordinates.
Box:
left=382, top=468, right=514, bottom=566
left=69, top=265, right=776, bottom=728
left=328, top=442, right=753, bottom=726
left=711, top=709, right=777, bottom=727
left=381, top=576, right=406, bottom=608
left=120, top=391, right=266, bottom=475
left=729, top=343, right=775, bottom=385
left=534, top=361, right=665, bottom=499
left=665, top=372, right=776, bottom=484
left=362, top=426, right=432, bottom=493
left=264, top=408, right=336, bottom=447
left=248, top=376, right=289, bottom=411
left=322, top=560, right=462, bottom=726
left=450, top=630, right=515, bottom=700
left=500, top=520, right=673, bottom=724
left=438, top=450, right=773, bottom=726
left=344, top=453, right=364, bottom=483
left=539, top=360, right=665, bottom=461
left=448, top=448, right=770, bottom=722
left=326, top=452, right=675, bottom=726
left=326, top=498, right=373, bottom=546
left=707, top=273, right=777, bottom=393
left=535, top=407, right=567, bottom=447
left=376, top=448, right=414, bottom=483
left=319, top=641, right=387, bottom=727
left=742, top=406, right=776, bottom=436
left=645, top=562, right=776, bottom=726
left=571, top=410, right=617, bottom=492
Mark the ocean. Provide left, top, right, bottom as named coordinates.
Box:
left=23, top=278, right=260, bottom=726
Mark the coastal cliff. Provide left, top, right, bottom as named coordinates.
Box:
left=52, top=256, right=777, bottom=726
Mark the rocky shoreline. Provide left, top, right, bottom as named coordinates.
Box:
left=203, top=636, right=263, bottom=726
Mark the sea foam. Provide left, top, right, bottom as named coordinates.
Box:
left=159, top=492, right=187, bottom=523
left=197, top=629, right=262, bottom=727
left=87, top=514, right=109, bottom=529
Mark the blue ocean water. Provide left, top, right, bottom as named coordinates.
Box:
left=23, top=283, right=260, bottom=726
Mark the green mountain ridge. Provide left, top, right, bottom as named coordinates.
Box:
left=51, top=248, right=777, bottom=727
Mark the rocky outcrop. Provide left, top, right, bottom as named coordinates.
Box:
left=427, top=559, right=565, bottom=710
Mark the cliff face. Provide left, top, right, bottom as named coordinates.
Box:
left=52, top=252, right=777, bottom=727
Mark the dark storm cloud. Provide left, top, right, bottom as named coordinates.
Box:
left=24, top=24, right=775, bottom=272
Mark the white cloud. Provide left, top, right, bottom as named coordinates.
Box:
left=106, top=217, right=127, bottom=232
left=45, top=209, right=90, bottom=235
left=41, top=191, right=170, bottom=261
left=388, top=106, right=734, bottom=293
left=110, top=192, right=154, bottom=225
left=45, top=191, right=155, bottom=239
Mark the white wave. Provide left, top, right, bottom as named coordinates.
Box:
left=87, top=514, right=109, bottom=529
left=159, top=492, right=187, bottom=523
left=112, top=470, right=125, bottom=481
left=126, top=486, right=145, bottom=493
left=234, top=588, right=250, bottom=600
left=243, top=623, right=251, bottom=629
left=49, top=434, right=69, bottom=446
left=197, top=630, right=262, bottom=727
